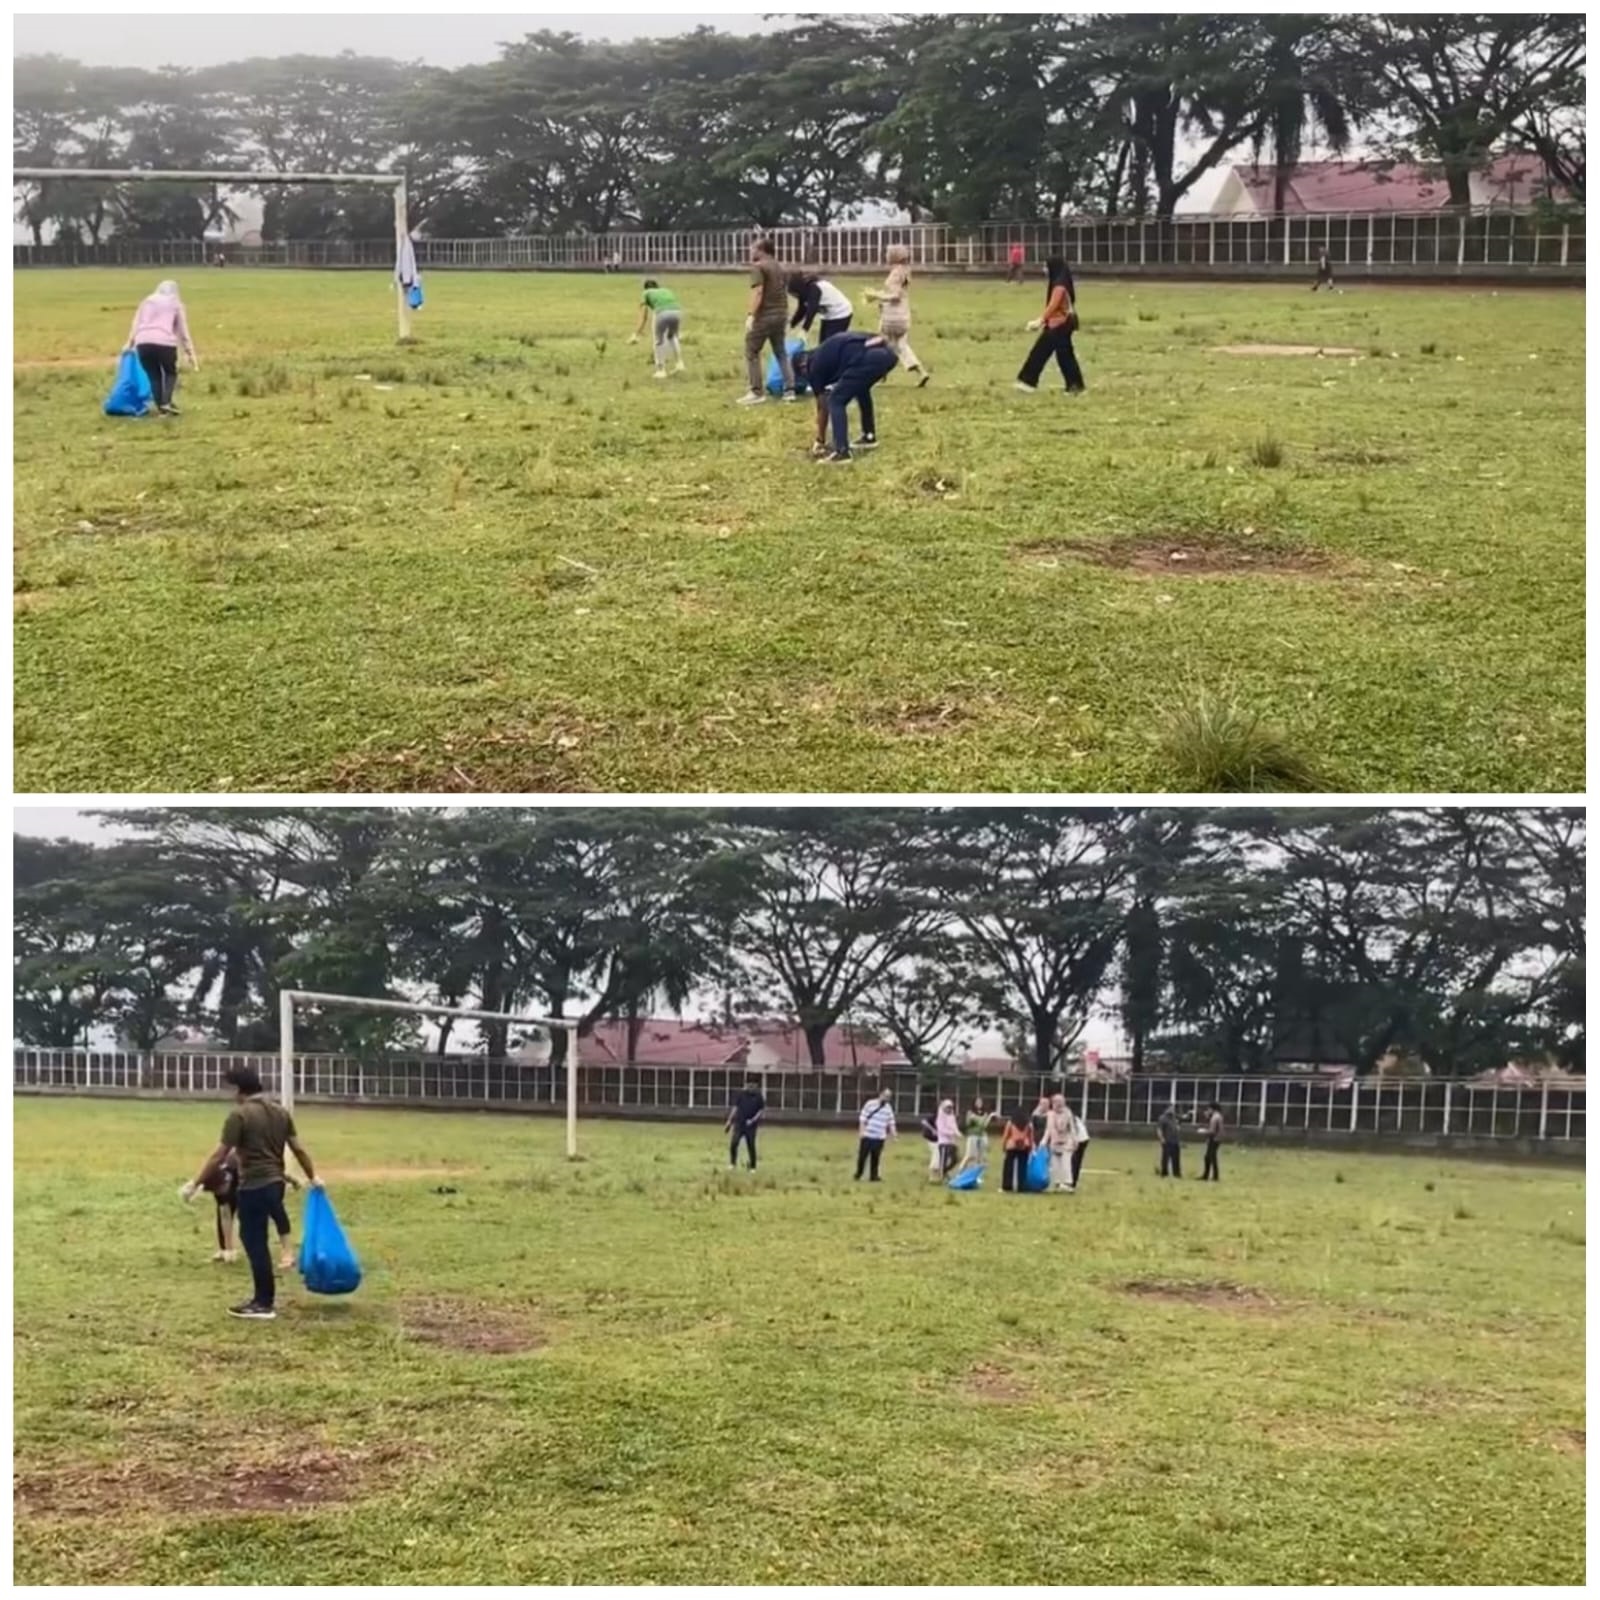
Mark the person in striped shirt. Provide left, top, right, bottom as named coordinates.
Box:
left=855, top=1090, right=897, bottom=1181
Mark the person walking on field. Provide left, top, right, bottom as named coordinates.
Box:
left=1006, top=241, right=1026, bottom=283
left=630, top=279, right=686, bottom=378
left=1201, top=1100, right=1224, bottom=1182
left=182, top=1066, right=320, bottom=1321
left=738, top=238, right=797, bottom=405
left=1042, top=1093, right=1078, bottom=1192
left=1000, top=1107, right=1035, bottom=1193
left=1015, top=257, right=1085, bottom=395
left=855, top=1089, right=897, bottom=1182
left=863, top=244, right=931, bottom=386
left=933, top=1098, right=960, bottom=1180
left=1157, top=1104, right=1183, bottom=1179
left=725, top=1076, right=766, bottom=1170
left=125, top=279, right=199, bottom=416
left=1312, top=247, right=1336, bottom=291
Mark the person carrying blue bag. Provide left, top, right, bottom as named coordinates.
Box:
left=183, top=1065, right=321, bottom=1322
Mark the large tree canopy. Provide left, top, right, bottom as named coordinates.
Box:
left=12, top=807, right=1582, bottom=1078
left=14, top=15, right=1582, bottom=241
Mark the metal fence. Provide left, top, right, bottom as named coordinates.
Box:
left=14, top=207, right=1583, bottom=278
left=13, top=1047, right=1584, bottom=1147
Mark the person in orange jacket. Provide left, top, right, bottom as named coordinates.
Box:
left=1014, top=257, right=1085, bottom=394
left=1000, top=1106, right=1035, bottom=1193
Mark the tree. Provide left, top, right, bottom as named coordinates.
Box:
left=14, top=836, right=114, bottom=1046
left=1355, top=15, right=1585, bottom=206
left=714, top=810, right=937, bottom=1067
left=858, top=939, right=987, bottom=1072
left=1247, top=16, right=1361, bottom=214
left=927, top=810, right=1133, bottom=1076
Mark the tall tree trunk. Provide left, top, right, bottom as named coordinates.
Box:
left=804, top=1021, right=830, bottom=1068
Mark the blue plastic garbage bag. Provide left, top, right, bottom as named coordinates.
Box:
left=407, top=282, right=424, bottom=310
left=947, top=1163, right=984, bottom=1191
left=103, top=349, right=153, bottom=417
left=1024, top=1146, right=1051, bottom=1193
left=298, top=1188, right=362, bottom=1295
left=765, top=336, right=809, bottom=395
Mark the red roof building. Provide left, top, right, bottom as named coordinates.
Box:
left=577, top=1018, right=908, bottom=1071
left=1210, top=154, right=1561, bottom=216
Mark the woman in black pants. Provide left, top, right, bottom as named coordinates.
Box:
left=124, top=280, right=200, bottom=415
left=1015, top=257, right=1085, bottom=394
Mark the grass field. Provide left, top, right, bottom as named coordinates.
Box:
left=11, top=269, right=1585, bottom=793
left=13, top=1097, right=1585, bottom=1584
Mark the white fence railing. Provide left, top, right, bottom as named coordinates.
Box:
left=13, top=1048, right=1584, bottom=1147
left=13, top=208, right=1583, bottom=277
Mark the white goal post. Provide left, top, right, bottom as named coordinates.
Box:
left=277, top=990, right=578, bottom=1157
left=12, top=165, right=415, bottom=341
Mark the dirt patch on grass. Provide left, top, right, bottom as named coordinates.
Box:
left=1213, top=343, right=1360, bottom=357
left=401, top=1297, right=544, bottom=1356
left=325, top=719, right=599, bottom=793
left=865, top=699, right=978, bottom=737
left=1551, top=1428, right=1584, bottom=1456
left=15, top=1444, right=411, bottom=1520
left=962, top=1363, right=1030, bottom=1403
left=1122, top=1278, right=1283, bottom=1312
left=1018, top=532, right=1332, bottom=578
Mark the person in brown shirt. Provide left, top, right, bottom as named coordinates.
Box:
left=184, top=1065, right=320, bottom=1321
left=738, top=237, right=797, bottom=405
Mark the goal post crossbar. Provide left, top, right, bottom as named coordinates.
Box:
left=277, top=990, right=578, bottom=1156
left=14, top=165, right=414, bottom=341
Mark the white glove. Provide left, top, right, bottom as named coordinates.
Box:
left=179, top=1181, right=198, bottom=1203
left=1026, top=319, right=1042, bottom=332
left=744, top=315, right=754, bottom=334
left=628, top=334, right=639, bottom=345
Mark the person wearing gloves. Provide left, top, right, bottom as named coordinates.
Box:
left=1014, top=256, right=1085, bottom=395
left=863, top=244, right=930, bottom=386
left=787, top=272, right=854, bottom=342
left=737, top=237, right=797, bottom=405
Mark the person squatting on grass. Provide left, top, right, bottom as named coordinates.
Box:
left=863, top=245, right=930, bottom=386
left=802, top=330, right=898, bottom=464
left=186, top=1152, right=299, bottom=1267
left=631, top=279, right=685, bottom=378
left=125, top=279, right=199, bottom=416
left=1202, top=1100, right=1224, bottom=1182
left=1015, top=257, right=1085, bottom=395
left=787, top=272, right=854, bottom=342
left=1000, top=1107, right=1035, bottom=1193
left=1157, top=1104, right=1183, bottom=1178
left=855, top=1089, right=897, bottom=1181
left=725, top=1076, right=766, bottom=1170
left=738, top=238, right=797, bottom=405
left=182, top=1065, right=320, bottom=1321
left=1042, top=1093, right=1079, bottom=1191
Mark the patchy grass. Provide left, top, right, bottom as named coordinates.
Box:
left=1154, top=687, right=1320, bottom=791
left=13, top=1097, right=1584, bottom=1584
left=12, top=271, right=1583, bottom=792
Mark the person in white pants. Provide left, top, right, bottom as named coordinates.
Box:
left=1043, top=1093, right=1078, bottom=1191
left=864, top=244, right=931, bottom=386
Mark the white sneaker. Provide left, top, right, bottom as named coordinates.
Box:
left=673, top=363, right=686, bottom=373
left=1014, top=381, right=1038, bottom=393
left=781, top=391, right=800, bottom=403
left=654, top=369, right=668, bottom=380
left=736, top=392, right=768, bottom=407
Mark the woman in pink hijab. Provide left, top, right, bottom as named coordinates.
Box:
left=125, top=279, right=199, bottom=415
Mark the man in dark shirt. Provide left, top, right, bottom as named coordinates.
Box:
left=725, top=1078, right=766, bottom=1170
left=185, top=1066, right=320, bottom=1321
left=1156, top=1104, right=1182, bottom=1179
left=1201, top=1100, right=1224, bottom=1181
left=801, top=329, right=898, bottom=464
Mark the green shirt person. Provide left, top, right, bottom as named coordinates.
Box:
left=631, top=279, right=685, bottom=378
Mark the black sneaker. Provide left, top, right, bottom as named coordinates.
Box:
left=227, top=1301, right=276, bottom=1321
left=853, top=436, right=879, bottom=451
left=916, top=372, right=932, bottom=388
left=815, top=451, right=853, bottom=466
left=165, top=403, right=182, bottom=416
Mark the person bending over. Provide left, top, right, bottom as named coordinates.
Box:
left=788, top=273, right=854, bottom=342
left=125, top=279, right=199, bottom=416
left=804, top=329, right=898, bottom=465
left=631, top=279, right=685, bottom=378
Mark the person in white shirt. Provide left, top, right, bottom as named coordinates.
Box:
left=1042, top=1093, right=1079, bottom=1192
left=855, top=1090, right=897, bottom=1182
left=788, top=273, right=854, bottom=342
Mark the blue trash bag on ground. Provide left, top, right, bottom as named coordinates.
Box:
left=765, top=336, right=809, bottom=395
left=947, top=1163, right=984, bottom=1191
left=1023, top=1146, right=1052, bottom=1193
left=407, top=282, right=424, bottom=310
left=103, top=349, right=153, bottom=417
left=298, top=1188, right=362, bottom=1295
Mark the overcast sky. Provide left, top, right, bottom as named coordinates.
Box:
left=14, top=13, right=783, bottom=69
